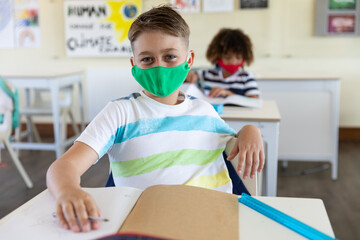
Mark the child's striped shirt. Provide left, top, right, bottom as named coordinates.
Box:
left=196, top=69, right=260, bottom=97
left=76, top=91, right=237, bottom=193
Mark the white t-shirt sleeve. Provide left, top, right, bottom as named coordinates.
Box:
left=76, top=101, right=122, bottom=159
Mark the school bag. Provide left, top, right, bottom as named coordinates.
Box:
left=0, top=77, right=20, bottom=130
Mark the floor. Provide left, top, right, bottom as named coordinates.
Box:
left=0, top=141, right=359, bottom=239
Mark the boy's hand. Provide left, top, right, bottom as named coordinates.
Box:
left=184, top=72, right=198, bottom=83
left=227, top=125, right=265, bottom=179
left=208, top=87, right=234, bottom=98
left=55, top=187, right=102, bottom=233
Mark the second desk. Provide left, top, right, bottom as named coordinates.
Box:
left=221, top=101, right=281, bottom=196
left=3, top=70, right=84, bottom=158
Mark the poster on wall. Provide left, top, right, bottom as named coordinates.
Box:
left=315, top=0, right=359, bottom=36
left=328, top=14, right=355, bottom=33
left=170, top=0, right=200, bottom=13
left=240, top=0, right=268, bottom=9
left=329, top=0, right=356, bottom=10
left=203, top=0, right=234, bottom=13
left=0, top=0, right=15, bottom=48
left=14, top=0, right=41, bottom=48
left=64, top=0, right=141, bottom=57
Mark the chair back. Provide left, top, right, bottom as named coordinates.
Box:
left=30, top=87, right=73, bottom=109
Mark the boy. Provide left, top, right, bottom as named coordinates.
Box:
left=46, top=5, right=264, bottom=233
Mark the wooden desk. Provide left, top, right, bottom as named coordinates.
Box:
left=221, top=101, right=281, bottom=196
left=0, top=188, right=336, bottom=240
left=257, top=77, right=340, bottom=180
left=2, top=70, right=85, bottom=158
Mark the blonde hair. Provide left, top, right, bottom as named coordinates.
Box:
left=128, top=5, right=190, bottom=48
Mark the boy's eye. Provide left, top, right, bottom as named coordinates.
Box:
left=165, top=55, right=176, bottom=60
left=141, top=57, right=153, bottom=63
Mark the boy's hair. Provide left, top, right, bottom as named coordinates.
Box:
left=128, top=5, right=190, bottom=48
left=206, top=28, right=254, bottom=66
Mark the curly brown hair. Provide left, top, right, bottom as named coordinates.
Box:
left=206, top=28, right=254, bottom=66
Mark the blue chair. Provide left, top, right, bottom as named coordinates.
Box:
left=105, top=139, right=258, bottom=196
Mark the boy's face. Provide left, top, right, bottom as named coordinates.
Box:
left=221, top=52, right=243, bottom=65
left=130, top=31, right=194, bottom=69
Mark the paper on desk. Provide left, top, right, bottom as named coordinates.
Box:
left=0, top=187, right=142, bottom=240
left=180, top=83, right=263, bottom=108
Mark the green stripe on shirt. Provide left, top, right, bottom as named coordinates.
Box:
left=111, top=148, right=225, bottom=177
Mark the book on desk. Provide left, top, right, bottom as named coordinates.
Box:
left=180, top=83, right=263, bottom=109
left=0, top=185, right=336, bottom=240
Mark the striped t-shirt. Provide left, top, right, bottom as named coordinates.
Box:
left=196, top=69, right=260, bottom=97
left=76, top=91, right=237, bottom=193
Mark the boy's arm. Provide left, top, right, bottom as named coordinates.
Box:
left=46, top=141, right=100, bottom=233
left=208, top=87, right=235, bottom=98
left=227, top=125, right=265, bottom=180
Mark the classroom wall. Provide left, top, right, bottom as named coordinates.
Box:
left=0, top=0, right=359, bottom=127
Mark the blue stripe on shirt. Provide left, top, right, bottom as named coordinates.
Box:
left=112, top=93, right=141, bottom=101
left=99, top=115, right=236, bottom=156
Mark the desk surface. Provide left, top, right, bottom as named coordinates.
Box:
left=257, top=76, right=340, bottom=81
left=241, top=196, right=335, bottom=239
left=221, top=100, right=281, bottom=122
left=0, top=188, right=335, bottom=240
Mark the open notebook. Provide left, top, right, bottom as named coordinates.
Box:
left=0, top=185, right=336, bottom=240
left=180, top=83, right=263, bottom=108
left=0, top=185, right=238, bottom=240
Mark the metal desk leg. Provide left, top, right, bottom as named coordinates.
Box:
left=78, top=81, right=85, bottom=131
left=260, top=122, right=280, bottom=197
left=329, top=80, right=340, bottom=180
left=50, top=83, right=62, bottom=159
left=24, top=89, right=33, bottom=142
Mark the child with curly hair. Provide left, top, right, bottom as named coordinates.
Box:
left=186, top=28, right=260, bottom=98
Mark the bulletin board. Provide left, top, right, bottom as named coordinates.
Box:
left=0, top=0, right=41, bottom=48
left=315, top=0, right=360, bottom=36
left=64, top=0, right=141, bottom=57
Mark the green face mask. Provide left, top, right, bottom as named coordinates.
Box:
left=131, top=61, right=190, bottom=97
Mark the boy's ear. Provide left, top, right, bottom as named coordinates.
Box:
left=187, top=50, right=195, bottom=69
left=130, top=56, right=135, bottom=67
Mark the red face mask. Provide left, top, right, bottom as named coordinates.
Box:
left=217, top=58, right=245, bottom=74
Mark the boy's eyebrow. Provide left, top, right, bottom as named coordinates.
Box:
left=160, top=48, right=179, bottom=53
left=138, top=51, right=153, bottom=56
left=138, top=48, right=179, bottom=56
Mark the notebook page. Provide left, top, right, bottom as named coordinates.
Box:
left=0, top=187, right=143, bottom=240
